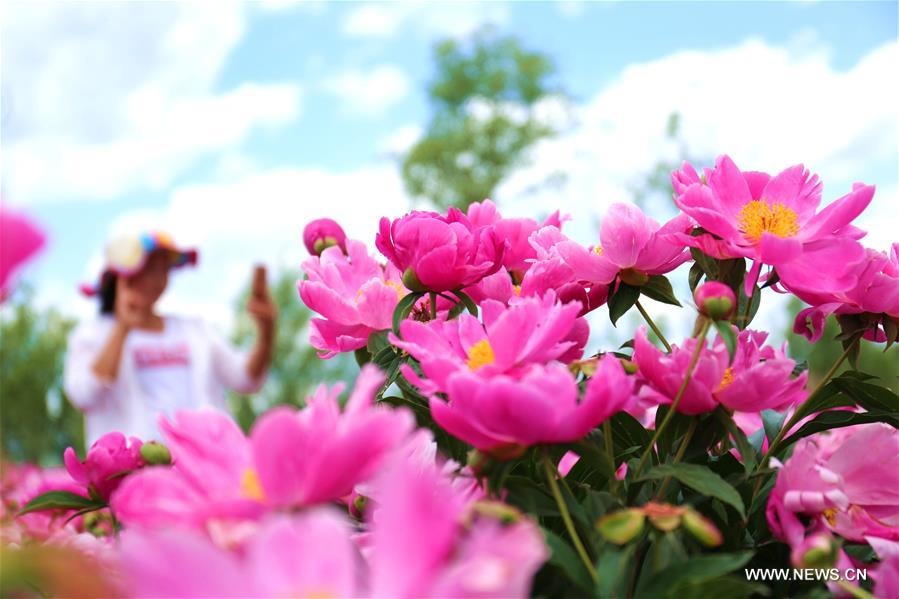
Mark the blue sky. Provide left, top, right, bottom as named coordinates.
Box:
left=2, top=1, right=897, bottom=337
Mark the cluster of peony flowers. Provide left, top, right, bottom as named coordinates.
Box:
left=3, top=154, right=897, bottom=598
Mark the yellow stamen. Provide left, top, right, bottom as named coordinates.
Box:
left=513, top=285, right=521, bottom=296
left=737, top=200, right=799, bottom=243
left=717, top=367, right=735, bottom=391
left=466, top=339, right=495, bottom=371
left=822, top=507, right=837, bottom=527
left=593, top=245, right=603, bottom=256
left=240, top=468, right=266, bottom=502
left=385, top=279, right=405, bottom=300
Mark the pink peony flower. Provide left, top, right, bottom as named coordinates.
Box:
left=672, top=155, right=871, bottom=295
left=466, top=199, right=565, bottom=279
left=767, top=423, right=899, bottom=546
left=299, top=239, right=406, bottom=358
left=390, top=291, right=585, bottom=395
left=113, top=367, right=413, bottom=527
left=302, top=217, right=347, bottom=256
left=250, top=365, right=415, bottom=507
left=543, top=203, right=691, bottom=287
left=431, top=356, right=634, bottom=454
left=367, top=450, right=548, bottom=598
left=0, top=207, right=46, bottom=300
left=792, top=244, right=899, bottom=342
left=64, top=432, right=144, bottom=501
left=633, top=327, right=807, bottom=415
left=110, top=409, right=264, bottom=529
left=119, top=509, right=360, bottom=598
left=376, top=208, right=504, bottom=292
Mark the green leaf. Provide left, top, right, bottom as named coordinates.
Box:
left=760, top=410, right=786, bottom=446
left=640, top=275, right=681, bottom=307
left=831, top=376, right=899, bottom=413
left=391, top=292, right=422, bottom=334
left=542, top=527, right=594, bottom=592
left=608, top=283, right=640, bottom=326
left=450, top=290, right=479, bottom=317
left=639, top=463, right=746, bottom=519
left=690, top=247, right=719, bottom=279
left=17, top=490, right=102, bottom=517
left=634, top=552, right=754, bottom=599
left=366, top=330, right=391, bottom=356
left=670, top=576, right=769, bottom=599
left=595, top=544, right=637, bottom=599
left=735, top=284, right=761, bottom=329
left=713, top=321, right=737, bottom=364
left=688, top=262, right=704, bottom=292
left=779, top=410, right=899, bottom=452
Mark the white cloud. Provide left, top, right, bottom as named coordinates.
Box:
left=1, top=2, right=302, bottom=204
left=323, top=65, right=410, bottom=116
left=341, top=1, right=509, bottom=39
left=496, top=39, right=899, bottom=250
left=377, top=123, right=423, bottom=156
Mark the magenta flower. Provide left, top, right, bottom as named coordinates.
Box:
left=113, top=368, right=413, bottom=526
left=548, top=203, right=691, bottom=286
left=672, top=155, right=872, bottom=294
left=432, top=356, right=634, bottom=454
left=390, top=292, right=584, bottom=395
left=767, top=423, right=899, bottom=546
left=302, top=217, right=347, bottom=256
left=0, top=207, right=46, bottom=300
left=466, top=199, right=565, bottom=279
left=299, top=239, right=407, bottom=357
left=111, top=410, right=264, bottom=529
left=368, top=450, right=548, bottom=598
left=119, top=509, right=360, bottom=598
left=633, top=327, right=807, bottom=415
left=250, top=365, right=415, bottom=507
left=64, top=432, right=144, bottom=501
left=376, top=208, right=504, bottom=292
left=792, top=244, right=899, bottom=342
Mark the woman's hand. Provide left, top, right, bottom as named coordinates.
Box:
left=247, top=265, right=277, bottom=335
left=245, top=265, right=277, bottom=381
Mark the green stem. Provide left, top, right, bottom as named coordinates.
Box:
left=428, top=291, right=437, bottom=320
left=635, top=319, right=711, bottom=477
left=836, top=581, right=875, bottom=599
left=603, top=420, right=618, bottom=491
left=542, top=454, right=598, bottom=583
left=636, top=300, right=672, bottom=353
left=654, top=418, right=698, bottom=499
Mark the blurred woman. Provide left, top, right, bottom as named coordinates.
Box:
left=65, top=231, right=276, bottom=445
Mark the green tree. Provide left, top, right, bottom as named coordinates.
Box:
left=0, top=289, right=83, bottom=464
left=228, top=270, right=356, bottom=432
left=402, top=28, right=563, bottom=210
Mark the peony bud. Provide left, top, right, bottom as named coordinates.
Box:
left=791, top=531, right=839, bottom=569
left=642, top=502, right=685, bottom=531
left=693, top=281, right=736, bottom=321
left=470, top=501, right=522, bottom=525
left=401, top=268, right=427, bottom=293
left=303, top=218, right=347, bottom=256
left=139, top=442, right=172, bottom=465
left=682, top=508, right=723, bottom=547
left=596, top=509, right=646, bottom=544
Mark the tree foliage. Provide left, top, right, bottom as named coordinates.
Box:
left=0, top=289, right=83, bottom=464
left=402, top=28, right=563, bottom=210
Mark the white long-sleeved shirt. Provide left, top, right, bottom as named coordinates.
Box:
left=64, top=315, right=262, bottom=445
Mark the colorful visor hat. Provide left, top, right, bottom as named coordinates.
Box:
left=79, top=231, right=198, bottom=297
